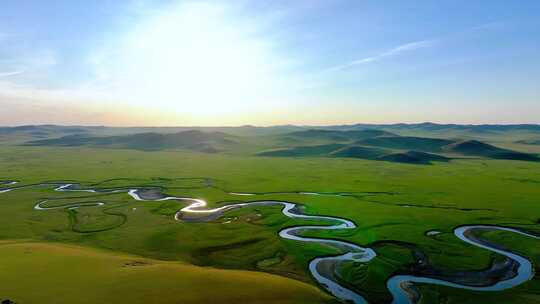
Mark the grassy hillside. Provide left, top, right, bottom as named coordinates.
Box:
left=377, top=151, right=450, bottom=164
left=0, top=241, right=332, bottom=304
left=256, top=132, right=538, bottom=164
left=329, top=145, right=387, bottom=159
left=444, top=140, right=539, bottom=161
left=20, top=127, right=540, bottom=165
left=257, top=144, right=347, bottom=157
left=285, top=129, right=394, bottom=142
left=5, top=123, right=540, bottom=147
left=26, top=130, right=238, bottom=152
left=0, top=125, right=94, bottom=144
left=339, top=123, right=540, bottom=142
left=356, top=136, right=453, bottom=152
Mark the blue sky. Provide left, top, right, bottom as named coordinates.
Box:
left=1, top=0, right=539, bottom=126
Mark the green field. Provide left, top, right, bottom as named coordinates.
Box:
left=0, top=241, right=331, bottom=304
left=1, top=125, right=540, bottom=304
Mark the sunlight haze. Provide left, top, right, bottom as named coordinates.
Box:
left=1, top=0, right=539, bottom=126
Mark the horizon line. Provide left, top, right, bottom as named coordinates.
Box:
left=2, top=121, right=540, bottom=128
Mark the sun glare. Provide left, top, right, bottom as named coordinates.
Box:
left=91, top=3, right=288, bottom=119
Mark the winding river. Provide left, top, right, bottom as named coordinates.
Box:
left=2, top=180, right=539, bottom=303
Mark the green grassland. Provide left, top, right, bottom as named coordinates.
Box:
left=1, top=144, right=540, bottom=303
left=0, top=240, right=332, bottom=304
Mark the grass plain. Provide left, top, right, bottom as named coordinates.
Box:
left=1, top=133, right=540, bottom=303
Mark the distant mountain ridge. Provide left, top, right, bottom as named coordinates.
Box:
left=3, top=122, right=540, bottom=135
left=516, top=139, right=540, bottom=145
left=336, top=122, right=540, bottom=132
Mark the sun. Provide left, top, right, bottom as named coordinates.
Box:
left=91, top=2, right=289, bottom=120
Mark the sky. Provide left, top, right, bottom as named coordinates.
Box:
left=1, top=0, right=539, bottom=126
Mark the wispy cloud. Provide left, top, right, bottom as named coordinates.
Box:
left=326, top=39, right=435, bottom=72
left=469, top=21, right=506, bottom=32
left=0, top=70, right=24, bottom=78
left=324, top=21, right=506, bottom=74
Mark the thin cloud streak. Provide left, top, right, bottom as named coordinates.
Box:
left=0, top=70, right=24, bottom=78
left=325, top=39, right=435, bottom=72
left=324, top=21, right=504, bottom=74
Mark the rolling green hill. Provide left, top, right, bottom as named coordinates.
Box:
left=285, top=129, right=394, bottom=142
left=259, top=144, right=451, bottom=165
left=356, top=136, right=453, bottom=152
left=0, top=241, right=331, bottom=304
left=328, top=146, right=387, bottom=159
left=377, top=151, right=450, bottom=164
left=0, top=125, right=94, bottom=144
left=444, top=140, right=539, bottom=161
left=257, top=144, right=346, bottom=157
left=3, top=122, right=540, bottom=141
left=23, top=127, right=540, bottom=164
left=26, top=130, right=237, bottom=152
left=260, top=130, right=538, bottom=163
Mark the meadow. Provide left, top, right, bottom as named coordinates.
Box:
left=0, top=143, right=539, bottom=303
